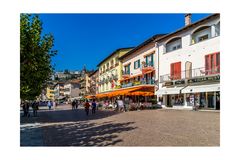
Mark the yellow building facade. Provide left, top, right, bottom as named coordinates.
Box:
left=97, top=47, right=133, bottom=93
left=46, top=86, right=55, bottom=100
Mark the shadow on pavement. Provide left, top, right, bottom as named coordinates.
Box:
left=21, top=121, right=136, bottom=146
left=20, top=108, right=121, bottom=124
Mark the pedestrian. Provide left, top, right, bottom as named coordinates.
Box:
left=75, top=100, right=79, bottom=109
left=84, top=100, right=90, bottom=116
left=48, top=101, right=51, bottom=110
left=72, top=100, right=76, bottom=110
left=21, top=101, right=27, bottom=117
left=91, top=99, right=97, bottom=114
left=26, top=102, right=30, bottom=117
left=32, top=101, right=37, bottom=117
left=53, top=100, right=56, bottom=110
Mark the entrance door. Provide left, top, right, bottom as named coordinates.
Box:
left=207, top=92, right=215, bottom=109
left=166, top=95, right=172, bottom=107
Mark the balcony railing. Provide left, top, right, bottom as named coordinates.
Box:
left=121, top=79, right=155, bottom=88
left=160, top=67, right=220, bottom=83
left=142, top=61, right=154, bottom=68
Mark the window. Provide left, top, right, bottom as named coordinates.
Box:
left=215, top=22, right=220, bottom=36
left=145, top=54, right=154, bottom=66
left=124, top=64, right=130, bottom=74
left=110, top=59, right=114, bottom=68
left=198, top=34, right=209, bottom=42
left=103, top=66, right=105, bottom=72
left=205, top=52, right=220, bottom=75
left=191, top=26, right=211, bottom=44
left=170, top=62, right=181, bottom=80
left=134, top=59, right=140, bottom=69
left=166, top=37, right=182, bottom=53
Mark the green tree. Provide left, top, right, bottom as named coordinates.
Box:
left=20, top=14, right=57, bottom=100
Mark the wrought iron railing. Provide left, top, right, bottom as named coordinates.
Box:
left=121, top=79, right=155, bottom=88
left=160, top=67, right=220, bottom=83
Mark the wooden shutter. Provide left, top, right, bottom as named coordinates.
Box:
left=175, top=62, right=181, bottom=79
left=170, top=63, right=174, bottom=80
left=205, top=55, right=210, bottom=75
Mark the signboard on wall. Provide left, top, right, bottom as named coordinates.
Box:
left=188, top=75, right=220, bottom=84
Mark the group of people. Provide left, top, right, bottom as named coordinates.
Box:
left=72, top=99, right=97, bottom=116
left=84, top=99, right=97, bottom=116
left=71, top=100, right=79, bottom=110
left=21, top=101, right=39, bottom=117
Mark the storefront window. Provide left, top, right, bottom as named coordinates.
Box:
left=172, top=94, right=184, bottom=106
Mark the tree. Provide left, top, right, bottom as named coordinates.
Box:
left=20, top=14, right=57, bottom=100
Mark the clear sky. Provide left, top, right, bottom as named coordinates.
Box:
left=39, top=13, right=210, bottom=71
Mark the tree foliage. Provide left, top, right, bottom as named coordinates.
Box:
left=20, top=14, right=57, bottom=100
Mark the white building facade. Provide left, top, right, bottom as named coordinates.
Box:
left=155, top=14, right=220, bottom=110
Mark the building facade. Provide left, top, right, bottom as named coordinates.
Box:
left=97, top=48, right=133, bottom=93
left=88, top=70, right=99, bottom=96
left=46, top=85, right=55, bottom=100
left=119, top=34, right=165, bottom=92
left=79, top=72, right=93, bottom=97
left=64, top=80, right=81, bottom=98
left=54, top=82, right=65, bottom=99
left=155, top=14, right=220, bottom=110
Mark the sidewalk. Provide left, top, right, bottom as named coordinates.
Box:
left=20, top=123, right=44, bottom=146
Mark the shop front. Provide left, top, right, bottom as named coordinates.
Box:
left=158, top=83, right=220, bottom=110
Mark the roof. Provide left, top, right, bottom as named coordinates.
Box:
left=89, top=69, right=98, bottom=77
left=119, top=34, right=166, bottom=60
left=155, top=13, right=220, bottom=43
left=97, top=47, right=135, bottom=67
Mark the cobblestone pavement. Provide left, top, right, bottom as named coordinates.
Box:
left=20, top=105, right=220, bottom=146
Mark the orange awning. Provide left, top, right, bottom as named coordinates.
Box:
left=143, top=69, right=155, bottom=75
left=85, top=95, right=95, bottom=99
left=96, top=85, right=154, bottom=98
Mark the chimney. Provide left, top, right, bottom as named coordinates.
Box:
left=185, top=13, right=192, bottom=26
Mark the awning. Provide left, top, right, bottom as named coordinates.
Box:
left=181, top=84, right=220, bottom=93
left=57, top=96, right=66, bottom=100
left=96, top=85, right=154, bottom=98
left=157, top=87, right=182, bottom=95
left=85, top=95, right=95, bottom=99
left=128, top=91, right=154, bottom=96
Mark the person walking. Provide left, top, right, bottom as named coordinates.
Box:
left=48, top=101, right=52, bottom=110
left=32, top=101, right=37, bottom=117
left=75, top=100, right=79, bottom=109
left=84, top=100, right=90, bottom=116
left=26, top=102, right=30, bottom=117
left=53, top=100, right=56, bottom=110
left=21, top=101, right=27, bottom=117
left=91, top=99, right=97, bottom=114
left=72, top=100, right=76, bottom=110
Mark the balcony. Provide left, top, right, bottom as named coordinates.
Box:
left=121, top=79, right=155, bottom=88
left=122, top=70, right=130, bottom=79
left=160, top=67, right=220, bottom=83
left=142, top=61, right=154, bottom=74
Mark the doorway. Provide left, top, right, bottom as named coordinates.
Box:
left=166, top=95, right=172, bottom=107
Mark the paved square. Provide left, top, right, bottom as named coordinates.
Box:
left=20, top=105, right=220, bottom=146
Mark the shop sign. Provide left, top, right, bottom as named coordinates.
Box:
left=188, top=75, right=220, bottom=84
left=175, top=80, right=185, bottom=85
left=163, top=81, right=173, bottom=87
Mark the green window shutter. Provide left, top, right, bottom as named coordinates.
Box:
left=151, top=54, right=154, bottom=66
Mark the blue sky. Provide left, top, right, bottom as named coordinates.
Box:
left=39, top=13, right=210, bottom=71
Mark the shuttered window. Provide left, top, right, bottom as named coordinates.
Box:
left=205, top=52, right=220, bottom=75
left=170, top=62, right=181, bottom=80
